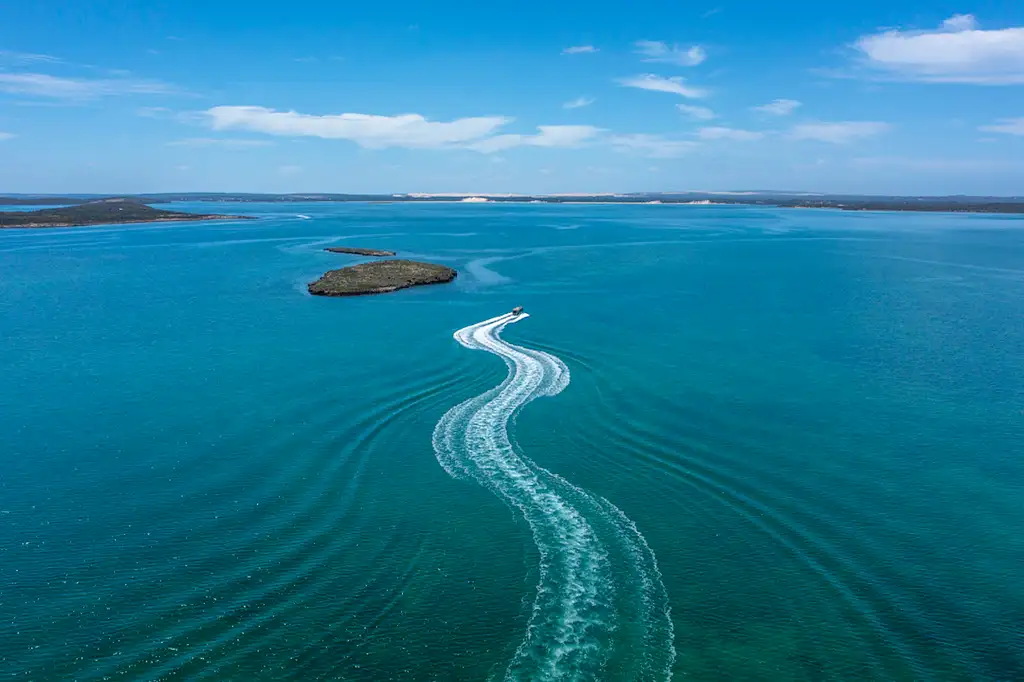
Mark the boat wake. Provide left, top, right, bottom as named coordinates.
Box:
left=433, top=313, right=676, bottom=681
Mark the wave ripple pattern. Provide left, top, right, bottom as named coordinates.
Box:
left=433, top=313, right=676, bottom=681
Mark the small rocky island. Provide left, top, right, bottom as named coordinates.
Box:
left=0, top=198, right=250, bottom=229
left=324, top=246, right=396, bottom=256
left=308, top=259, right=457, bottom=297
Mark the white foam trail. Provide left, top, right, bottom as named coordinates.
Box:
left=433, top=313, right=676, bottom=681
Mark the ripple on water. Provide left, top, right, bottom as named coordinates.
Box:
left=557, top=367, right=992, bottom=680
left=59, top=358, right=472, bottom=681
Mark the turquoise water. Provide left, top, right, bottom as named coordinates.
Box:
left=1, top=203, right=1022, bottom=681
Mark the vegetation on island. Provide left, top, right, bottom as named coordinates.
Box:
left=0, top=198, right=251, bottom=229
left=308, top=259, right=457, bottom=297
left=0, top=196, right=88, bottom=206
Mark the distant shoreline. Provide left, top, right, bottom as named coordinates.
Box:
left=2, top=194, right=1023, bottom=215
left=354, top=199, right=1024, bottom=214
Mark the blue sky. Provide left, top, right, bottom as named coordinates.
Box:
left=1, top=0, right=1023, bottom=195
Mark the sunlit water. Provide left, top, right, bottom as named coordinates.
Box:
left=1, top=202, right=1022, bottom=680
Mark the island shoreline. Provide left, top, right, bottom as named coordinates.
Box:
left=308, top=259, right=457, bottom=297
left=324, top=246, right=397, bottom=257
left=0, top=215, right=250, bottom=229
left=0, top=198, right=254, bottom=229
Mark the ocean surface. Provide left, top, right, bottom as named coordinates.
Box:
left=1, top=202, right=1022, bottom=681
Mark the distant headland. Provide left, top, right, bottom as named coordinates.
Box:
left=0, top=198, right=252, bottom=229
left=308, top=259, right=457, bottom=297
left=4, top=192, right=1022, bottom=214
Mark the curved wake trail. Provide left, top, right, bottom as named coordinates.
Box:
left=433, top=313, right=675, bottom=681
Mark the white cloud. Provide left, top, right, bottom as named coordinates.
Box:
left=0, top=132, right=14, bottom=141
left=618, top=74, right=707, bottom=98
left=634, top=40, right=707, bottom=66
left=610, top=134, right=697, bottom=158
left=942, top=14, right=979, bottom=32
left=563, top=96, right=595, bottom=109
left=978, top=117, right=1024, bottom=135
left=562, top=45, right=598, bottom=54
left=167, top=137, right=274, bottom=148
left=790, top=121, right=890, bottom=143
left=854, top=14, right=1024, bottom=84
left=279, top=165, right=303, bottom=175
left=677, top=103, right=716, bottom=120
left=752, top=98, right=801, bottom=116
left=697, top=126, right=764, bottom=141
left=206, top=106, right=511, bottom=149
left=0, top=72, right=178, bottom=99
left=205, top=106, right=603, bottom=154
left=469, top=125, right=604, bottom=153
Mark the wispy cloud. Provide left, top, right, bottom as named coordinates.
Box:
left=563, top=96, right=595, bottom=110
left=206, top=106, right=511, bottom=149
left=167, top=137, right=275, bottom=148
left=752, top=99, right=801, bottom=116
left=610, top=134, right=697, bottom=158
left=279, top=165, right=303, bottom=176
left=469, top=125, right=604, bottom=153
left=634, top=40, right=707, bottom=66
left=702, top=7, right=722, bottom=18
left=562, top=45, right=598, bottom=55
left=853, top=14, right=1024, bottom=84
left=677, top=103, right=716, bottom=120
left=137, top=106, right=174, bottom=118
left=139, top=107, right=208, bottom=125
left=851, top=156, right=1024, bottom=171
left=697, top=126, right=764, bottom=141
left=0, top=72, right=179, bottom=99
left=294, top=55, right=346, bottom=63
left=0, top=132, right=14, bottom=141
left=790, top=121, right=890, bottom=143
left=0, top=50, right=62, bottom=64
left=617, top=74, right=707, bottom=98
left=978, top=117, right=1024, bottom=136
